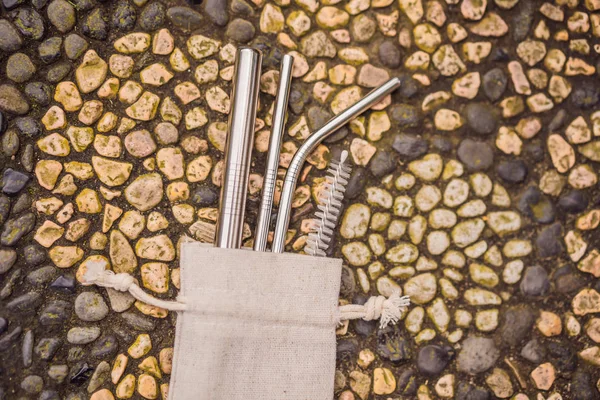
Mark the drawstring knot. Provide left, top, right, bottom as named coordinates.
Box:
left=338, top=291, right=410, bottom=329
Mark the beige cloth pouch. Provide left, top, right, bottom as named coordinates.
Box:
left=82, top=242, right=410, bottom=400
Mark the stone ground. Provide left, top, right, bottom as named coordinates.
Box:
left=1, top=0, right=600, bottom=398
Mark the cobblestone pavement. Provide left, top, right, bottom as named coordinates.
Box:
left=2, top=0, right=600, bottom=398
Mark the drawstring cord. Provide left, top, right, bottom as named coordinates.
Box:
left=82, top=260, right=410, bottom=326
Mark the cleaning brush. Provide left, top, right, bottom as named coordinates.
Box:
left=305, top=150, right=352, bottom=257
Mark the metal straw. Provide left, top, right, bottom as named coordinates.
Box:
left=271, top=77, right=402, bottom=253
left=253, top=54, right=294, bottom=252
left=215, top=47, right=263, bottom=249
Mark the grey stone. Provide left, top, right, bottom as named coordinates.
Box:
left=520, top=339, right=545, bottom=364
left=24, top=244, right=46, bottom=266
left=520, top=265, right=549, bottom=297
left=6, top=53, right=36, bottom=83
left=0, top=19, right=23, bottom=52
left=22, top=330, right=33, bottom=367
left=47, top=61, right=72, bottom=83
left=377, top=326, right=412, bottom=362
left=106, top=287, right=135, bottom=311
left=558, top=190, right=588, bottom=213
left=73, top=0, right=95, bottom=11
left=75, top=292, right=109, bottom=322
left=548, top=109, right=567, bottom=132
left=517, top=186, right=555, bottom=223
left=498, top=305, right=536, bottom=347
left=191, top=186, right=218, bottom=206
left=226, top=18, right=255, bottom=43
left=0, top=326, right=22, bottom=351
left=1, top=169, right=30, bottom=195
left=20, top=375, right=43, bottom=394
left=50, top=275, right=76, bottom=291
left=26, top=266, right=56, bottom=286
left=0, top=249, right=16, bottom=274
left=497, top=160, right=528, bottom=183
left=339, top=265, right=355, bottom=298
left=457, top=139, right=494, bottom=171
left=12, top=192, right=31, bottom=214
left=67, top=327, right=101, bottom=344
left=0, top=195, right=9, bottom=226
left=6, top=292, right=41, bottom=311
left=536, top=223, right=563, bottom=258
left=396, top=369, right=418, bottom=396
left=15, top=116, right=42, bottom=136
left=456, top=383, right=491, bottom=400
left=379, top=40, right=401, bottom=68
left=38, top=37, right=63, bottom=63
left=288, top=86, right=310, bottom=115
left=456, top=336, right=499, bottom=374
left=64, top=34, right=88, bottom=59
left=3, top=0, right=25, bottom=8
left=10, top=8, right=45, bottom=40
left=464, top=103, right=497, bottom=135
left=47, top=0, right=76, bottom=33
left=21, top=144, right=34, bottom=172
left=0, top=268, right=20, bottom=299
left=24, top=82, right=51, bottom=105
left=555, top=266, right=586, bottom=294
left=482, top=68, right=507, bottom=102
left=83, top=8, right=109, bottom=40
left=47, top=365, right=68, bottom=383
left=35, top=337, right=62, bottom=360
left=230, top=0, right=253, bottom=17
left=389, top=104, right=421, bottom=127
left=392, top=134, right=428, bottom=160
left=0, top=84, right=29, bottom=115
left=87, top=361, right=110, bottom=393
left=307, top=106, right=331, bottom=131
left=572, top=369, right=596, bottom=400
left=336, top=338, right=358, bottom=361
left=417, top=344, right=453, bottom=376
left=121, top=311, right=156, bottom=331
left=345, top=167, right=367, bottom=200
left=548, top=341, right=576, bottom=372
left=0, top=318, right=6, bottom=335
left=112, top=1, right=137, bottom=30
left=512, top=0, right=534, bottom=42
left=571, top=84, right=600, bottom=109
left=203, top=0, right=229, bottom=26
left=139, top=2, right=165, bottom=30
left=90, top=335, right=118, bottom=358
left=523, top=140, right=544, bottom=162
left=431, top=135, right=452, bottom=153
left=39, top=300, right=71, bottom=326
left=369, top=150, right=398, bottom=177
left=166, top=6, right=204, bottom=31
left=32, top=0, right=48, bottom=8
left=39, top=391, right=60, bottom=400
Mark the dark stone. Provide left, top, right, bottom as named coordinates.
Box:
left=369, top=151, right=398, bottom=177
left=417, top=344, right=453, bottom=376
left=571, top=369, right=596, bottom=400
left=1, top=169, right=30, bottom=195
left=24, top=82, right=51, bottom=105
left=64, top=34, right=88, bottom=59
left=20, top=375, right=43, bottom=394
left=38, top=37, right=63, bottom=63
left=555, top=266, right=586, bottom=294
left=203, top=0, right=229, bottom=25
left=0, top=111, right=6, bottom=135
left=548, top=109, right=568, bottom=132
left=379, top=40, right=401, bottom=68
left=339, top=265, right=355, bottom=298
left=512, top=0, right=534, bottom=42
left=50, top=275, right=76, bottom=291
left=0, top=19, right=23, bottom=52
left=91, top=335, right=118, bottom=358
left=39, top=391, right=60, bottom=400
left=456, top=336, right=499, bottom=374
left=498, top=305, right=536, bottom=347
left=22, top=330, right=33, bottom=367
left=139, top=2, right=165, bottom=30
left=21, top=144, right=34, bottom=172
left=112, top=1, right=137, bottom=30
left=389, top=104, right=421, bottom=127
left=558, top=190, right=588, bottom=213
left=431, top=135, right=452, bottom=153
left=0, top=326, right=22, bottom=351
left=291, top=202, right=314, bottom=224
left=345, top=167, right=367, bottom=200
left=457, top=139, right=494, bottom=171
left=0, top=318, right=6, bottom=335
left=464, top=103, right=497, bottom=135
left=73, top=0, right=96, bottom=10
left=35, top=338, right=62, bottom=360
left=10, top=8, right=44, bottom=40
left=226, top=18, right=255, bottom=43
left=323, top=126, right=348, bottom=144
left=6, top=292, right=41, bottom=312
left=520, top=266, right=550, bottom=297
left=536, top=223, right=563, bottom=257
left=547, top=341, right=576, bottom=372
left=0, top=195, right=9, bottom=226
left=490, top=47, right=509, bottom=63
left=456, top=383, right=491, bottom=400
left=517, top=186, right=555, bottom=223
left=396, top=369, right=418, bottom=396
left=12, top=192, right=30, bottom=214
left=26, top=266, right=56, bottom=286
left=0, top=249, right=16, bottom=274
left=69, top=362, right=94, bottom=386
left=2, top=129, right=20, bottom=157
left=15, top=116, right=42, bottom=137
left=3, top=0, right=24, bottom=8
left=482, top=68, right=507, bottom=102
left=24, top=244, right=45, bottom=266
left=392, top=134, right=428, bottom=160
left=307, top=106, right=331, bottom=131
left=39, top=300, right=71, bottom=326
left=47, top=0, right=76, bottom=33
left=377, top=326, right=412, bottom=362
left=520, top=339, right=546, bottom=364
left=523, top=140, right=544, bottom=162
left=191, top=186, right=218, bottom=206
left=166, top=6, right=204, bottom=31
left=396, top=75, right=419, bottom=99
left=6, top=53, right=36, bottom=83
left=47, top=62, right=72, bottom=83
left=83, top=8, right=109, bottom=40
left=0, top=267, right=21, bottom=299
left=121, top=312, right=156, bottom=331
left=336, top=338, right=358, bottom=362
left=0, top=84, right=29, bottom=115
left=571, top=84, right=600, bottom=109
left=1, top=213, right=36, bottom=246
left=230, top=0, right=253, bottom=16
left=497, top=159, right=528, bottom=183
left=32, top=0, right=48, bottom=7
left=68, top=346, right=85, bottom=363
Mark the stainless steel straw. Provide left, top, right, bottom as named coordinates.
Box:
left=215, top=47, right=263, bottom=249
left=253, top=54, right=294, bottom=252
left=271, top=77, right=402, bottom=253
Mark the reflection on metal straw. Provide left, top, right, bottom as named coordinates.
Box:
left=271, top=77, right=402, bottom=253
left=254, top=54, right=294, bottom=252
left=215, top=47, right=263, bottom=249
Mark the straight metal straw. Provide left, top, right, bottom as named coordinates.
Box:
left=253, top=54, right=294, bottom=252
left=215, top=47, right=263, bottom=249
left=271, top=77, right=402, bottom=253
